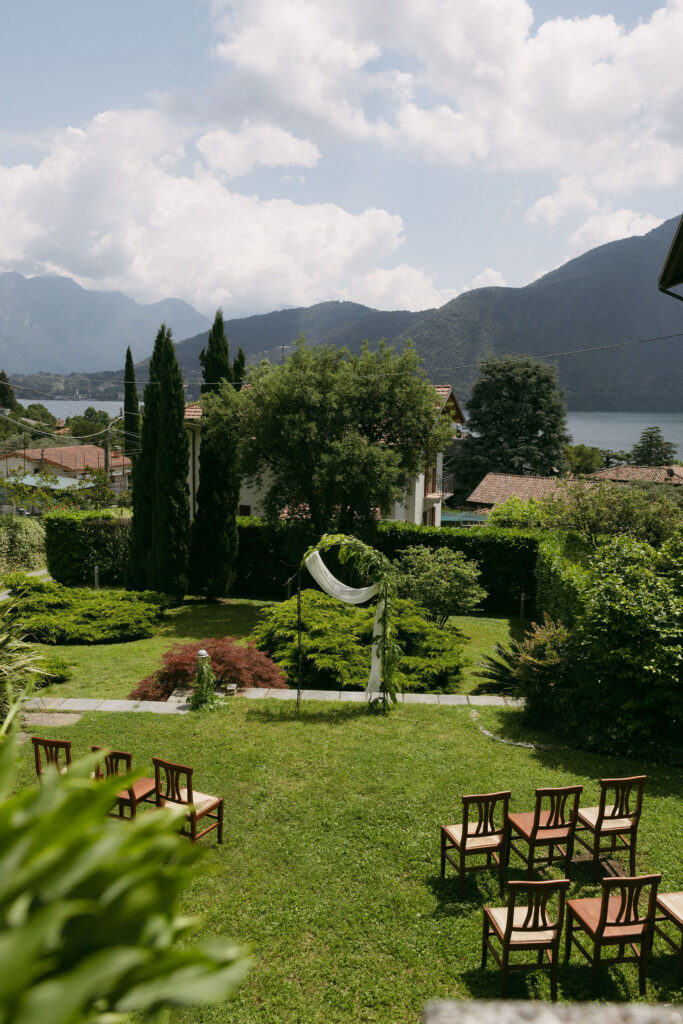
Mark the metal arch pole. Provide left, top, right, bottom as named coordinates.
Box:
left=296, top=571, right=303, bottom=712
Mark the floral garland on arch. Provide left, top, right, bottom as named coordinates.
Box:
left=301, top=534, right=400, bottom=711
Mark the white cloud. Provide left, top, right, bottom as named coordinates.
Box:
left=345, top=264, right=457, bottom=310
left=196, top=122, right=320, bottom=177
left=526, top=177, right=599, bottom=226
left=210, top=0, right=683, bottom=200
left=469, top=268, right=506, bottom=289
left=569, top=208, right=664, bottom=252
left=0, top=109, right=446, bottom=314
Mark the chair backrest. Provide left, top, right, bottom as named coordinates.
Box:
left=596, top=874, right=661, bottom=936
left=153, top=756, right=193, bottom=806
left=597, top=775, right=646, bottom=828
left=531, top=785, right=583, bottom=836
left=92, top=746, right=132, bottom=780
left=503, top=879, right=570, bottom=945
left=462, top=790, right=511, bottom=845
left=32, top=736, right=71, bottom=777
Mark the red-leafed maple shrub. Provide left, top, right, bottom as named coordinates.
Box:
left=128, top=637, right=288, bottom=701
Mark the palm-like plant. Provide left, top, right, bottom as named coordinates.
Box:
left=0, top=598, right=43, bottom=735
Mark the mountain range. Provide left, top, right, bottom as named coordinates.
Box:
left=4, top=216, right=683, bottom=410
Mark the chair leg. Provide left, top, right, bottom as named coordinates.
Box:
left=565, top=836, right=575, bottom=880
left=498, top=852, right=505, bottom=898
left=592, top=832, right=600, bottom=883
left=592, top=942, right=602, bottom=997
left=639, top=939, right=649, bottom=997
left=551, top=948, right=559, bottom=1002
left=629, top=830, right=637, bottom=876
left=481, top=915, right=489, bottom=968
left=459, top=847, right=466, bottom=898
left=526, top=842, right=535, bottom=879
left=217, top=800, right=224, bottom=844
left=565, top=909, right=573, bottom=961
left=501, top=950, right=509, bottom=997
left=440, top=829, right=446, bottom=877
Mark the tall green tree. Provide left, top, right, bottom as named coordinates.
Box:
left=452, top=355, right=569, bottom=502
left=241, top=338, right=453, bottom=535
left=149, top=324, right=190, bottom=601
left=126, top=330, right=163, bottom=590
left=629, top=425, right=678, bottom=466
left=199, top=308, right=246, bottom=395
left=0, top=371, right=21, bottom=413
left=123, top=345, right=140, bottom=457
left=188, top=385, right=241, bottom=600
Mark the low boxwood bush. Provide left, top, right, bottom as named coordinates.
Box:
left=251, top=590, right=467, bottom=693
left=2, top=573, right=166, bottom=645
left=0, top=515, right=46, bottom=573
left=36, top=651, right=72, bottom=686
left=44, top=510, right=131, bottom=586
left=129, top=637, right=288, bottom=701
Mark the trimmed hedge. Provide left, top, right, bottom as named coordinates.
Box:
left=535, top=531, right=592, bottom=626
left=233, top=517, right=318, bottom=599
left=0, top=516, right=46, bottom=573
left=45, top=511, right=131, bottom=587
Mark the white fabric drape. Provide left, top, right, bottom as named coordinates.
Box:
left=304, top=551, right=383, bottom=693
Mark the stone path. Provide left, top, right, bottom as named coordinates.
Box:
left=25, top=690, right=522, bottom=716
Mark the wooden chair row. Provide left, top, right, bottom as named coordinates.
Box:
left=31, top=736, right=223, bottom=845
left=440, top=776, right=647, bottom=897
left=482, top=873, right=671, bottom=999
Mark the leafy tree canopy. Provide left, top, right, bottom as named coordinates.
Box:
left=629, top=425, right=678, bottom=466
left=452, top=355, right=569, bottom=502
left=24, top=403, right=56, bottom=426
left=66, top=406, right=111, bottom=441
left=241, top=338, right=453, bottom=535
left=394, top=545, right=486, bottom=625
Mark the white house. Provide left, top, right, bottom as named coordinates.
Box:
left=185, top=383, right=464, bottom=527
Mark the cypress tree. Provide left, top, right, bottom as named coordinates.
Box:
left=126, top=331, right=162, bottom=590
left=199, top=308, right=245, bottom=394
left=188, top=385, right=241, bottom=600
left=149, top=324, right=190, bottom=602
left=123, top=347, right=140, bottom=458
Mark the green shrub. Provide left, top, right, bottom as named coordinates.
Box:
left=505, top=537, right=683, bottom=761
left=251, top=590, right=466, bottom=693
left=0, top=516, right=46, bottom=572
left=376, top=522, right=540, bottom=614
left=233, top=517, right=317, bottom=599
left=44, top=511, right=131, bottom=586
left=2, top=573, right=166, bottom=645
left=394, top=545, right=486, bottom=624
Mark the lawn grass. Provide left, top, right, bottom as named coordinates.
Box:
left=37, top=600, right=524, bottom=700
left=38, top=598, right=274, bottom=699
left=14, top=702, right=683, bottom=1022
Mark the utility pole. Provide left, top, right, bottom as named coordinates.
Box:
left=104, top=423, right=110, bottom=477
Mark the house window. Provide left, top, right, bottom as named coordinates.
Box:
left=239, top=505, right=251, bottom=516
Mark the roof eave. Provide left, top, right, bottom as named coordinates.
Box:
left=658, top=213, right=683, bottom=300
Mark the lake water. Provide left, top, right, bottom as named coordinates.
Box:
left=40, top=401, right=683, bottom=458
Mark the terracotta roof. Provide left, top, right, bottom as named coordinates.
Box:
left=588, top=465, right=683, bottom=484
left=467, top=473, right=562, bottom=507
left=184, top=401, right=203, bottom=421
left=0, top=444, right=131, bottom=472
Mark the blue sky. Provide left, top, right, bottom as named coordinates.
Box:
left=1, top=0, right=681, bottom=318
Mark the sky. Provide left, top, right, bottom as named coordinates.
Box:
left=1, top=0, right=682, bottom=319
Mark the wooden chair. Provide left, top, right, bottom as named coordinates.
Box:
left=574, top=775, right=647, bottom=882
left=507, top=785, right=583, bottom=879
left=565, top=873, right=661, bottom=996
left=653, top=891, right=683, bottom=978
left=482, top=878, right=570, bottom=1001
left=152, top=757, right=224, bottom=844
left=441, top=790, right=511, bottom=897
left=32, top=736, right=71, bottom=779
left=91, top=746, right=156, bottom=819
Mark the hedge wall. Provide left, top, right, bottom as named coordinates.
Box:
left=535, top=532, right=592, bottom=626
left=233, top=517, right=318, bottom=599
left=0, top=516, right=46, bottom=573
left=44, top=511, right=131, bottom=587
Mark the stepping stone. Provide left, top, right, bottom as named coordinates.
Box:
left=242, top=688, right=268, bottom=698
left=131, top=700, right=184, bottom=714
left=300, top=690, right=339, bottom=701
left=340, top=691, right=368, bottom=702
left=22, top=712, right=83, bottom=727
left=468, top=695, right=507, bottom=706
left=402, top=692, right=440, bottom=704
left=266, top=689, right=299, bottom=699
left=97, top=700, right=139, bottom=711
left=25, top=697, right=65, bottom=710
left=438, top=694, right=468, bottom=705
